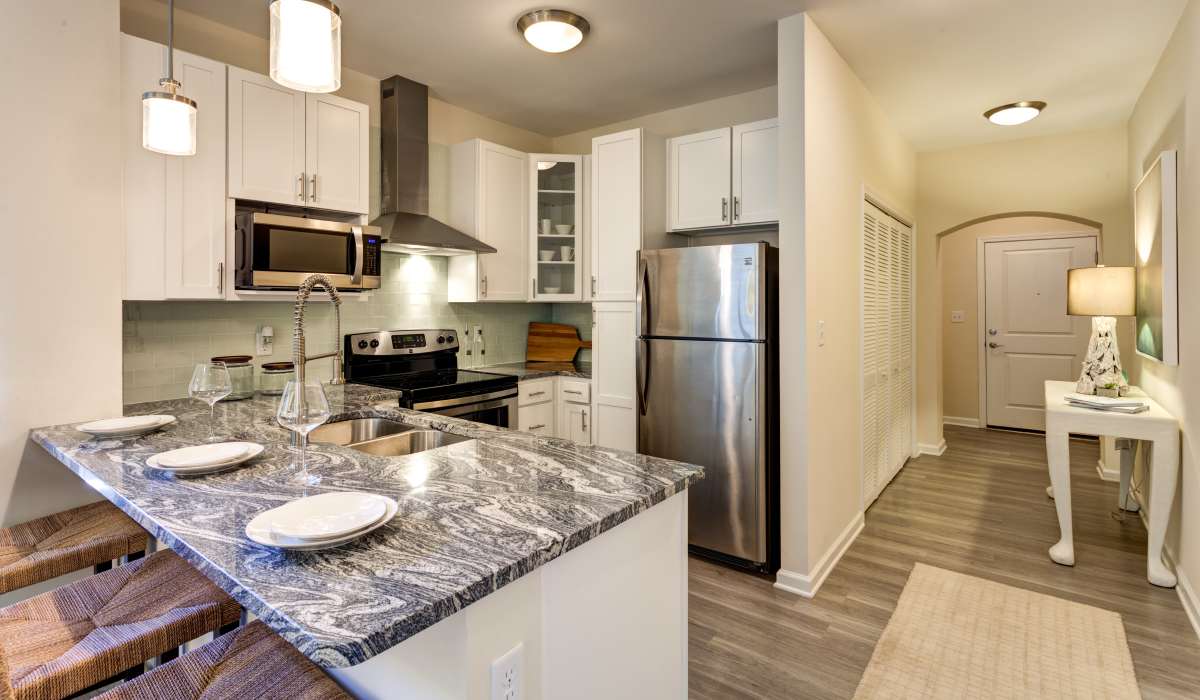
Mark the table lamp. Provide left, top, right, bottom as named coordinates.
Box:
left=1067, top=265, right=1136, bottom=395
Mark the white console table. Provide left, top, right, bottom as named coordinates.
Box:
left=1043, top=380, right=1180, bottom=587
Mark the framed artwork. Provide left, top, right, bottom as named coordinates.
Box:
left=1133, top=150, right=1178, bottom=365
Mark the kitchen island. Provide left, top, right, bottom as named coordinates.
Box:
left=30, top=384, right=701, bottom=699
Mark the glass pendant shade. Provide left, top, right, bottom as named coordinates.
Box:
left=270, top=0, right=342, bottom=93
left=142, top=88, right=197, bottom=156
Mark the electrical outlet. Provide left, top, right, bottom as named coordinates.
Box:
left=817, top=320, right=826, bottom=347
left=490, top=643, right=523, bottom=700
left=950, top=310, right=965, bottom=323
left=256, top=325, right=275, bottom=355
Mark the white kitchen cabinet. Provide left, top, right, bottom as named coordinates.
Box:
left=667, top=128, right=731, bottom=230
left=591, top=302, right=637, bottom=451
left=519, top=400, right=555, bottom=437
left=305, top=92, right=370, bottom=214
left=666, top=118, right=778, bottom=232
left=121, top=34, right=226, bottom=301
left=227, top=67, right=368, bottom=214
left=581, top=154, right=594, bottom=300
left=529, top=154, right=584, bottom=301
left=589, top=128, right=669, bottom=302
left=448, top=140, right=528, bottom=302
left=731, top=118, right=779, bottom=225
left=559, top=401, right=592, bottom=445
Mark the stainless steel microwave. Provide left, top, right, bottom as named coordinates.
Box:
left=234, top=213, right=382, bottom=291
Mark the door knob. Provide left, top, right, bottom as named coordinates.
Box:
left=988, top=342, right=1003, bottom=349
left=988, top=328, right=998, bottom=336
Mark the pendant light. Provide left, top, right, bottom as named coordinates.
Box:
left=270, top=0, right=342, bottom=93
left=141, top=0, right=197, bottom=156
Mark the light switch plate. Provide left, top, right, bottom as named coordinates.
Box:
left=817, top=320, right=826, bottom=347
left=950, top=310, right=965, bottom=323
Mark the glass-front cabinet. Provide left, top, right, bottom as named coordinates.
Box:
left=528, top=154, right=584, bottom=301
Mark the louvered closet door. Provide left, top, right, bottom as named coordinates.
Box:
left=862, top=202, right=914, bottom=507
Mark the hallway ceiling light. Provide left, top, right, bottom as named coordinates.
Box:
left=983, top=101, right=1046, bottom=126
left=517, top=10, right=590, bottom=54
left=142, top=0, right=197, bottom=156
left=270, top=0, right=342, bottom=93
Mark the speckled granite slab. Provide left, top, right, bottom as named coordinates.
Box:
left=29, top=383, right=700, bottom=669
left=476, top=361, right=592, bottom=380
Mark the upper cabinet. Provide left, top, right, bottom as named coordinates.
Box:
left=666, top=118, right=778, bottom=232
left=122, top=34, right=227, bottom=301
left=529, top=154, right=584, bottom=301
left=227, top=67, right=369, bottom=214
left=448, top=139, right=528, bottom=302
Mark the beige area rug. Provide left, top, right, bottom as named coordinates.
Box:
left=853, top=563, right=1141, bottom=699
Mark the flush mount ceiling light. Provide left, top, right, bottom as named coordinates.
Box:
left=142, top=0, right=197, bottom=156
left=983, top=100, right=1047, bottom=126
left=517, top=9, right=590, bottom=54
left=269, top=0, right=342, bottom=93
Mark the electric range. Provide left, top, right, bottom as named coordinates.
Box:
left=343, top=329, right=518, bottom=428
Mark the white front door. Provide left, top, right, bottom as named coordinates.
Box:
left=983, top=236, right=1097, bottom=430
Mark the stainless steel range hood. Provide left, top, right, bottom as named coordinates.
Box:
left=371, top=75, right=496, bottom=256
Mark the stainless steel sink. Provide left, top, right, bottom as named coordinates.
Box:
left=309, top=418, right=471, bottom=457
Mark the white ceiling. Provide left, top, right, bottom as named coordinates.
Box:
left=171, top=0, right=1186, bottom=150
left=807, top=0, right=1189, bottom=151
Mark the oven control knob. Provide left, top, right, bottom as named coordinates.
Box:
left=369, top=339, right=380, bottom=348
left=446, top=335, right=455, bottom=344
left=357, top=340, right=369, bottom=350
left=437, top=336, right=445, bottom=344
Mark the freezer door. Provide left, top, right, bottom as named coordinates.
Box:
left=637, top=337, right=765, bottom=563
left=638, top=243, right=766, bottom=341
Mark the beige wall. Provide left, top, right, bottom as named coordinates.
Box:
left=1127, top=0, right=1200, bottom=617
left=550, top=86, right=777, bottom=154
left=940, top=217, right=1102, bottom=423
left=777, top=14, right=917, bottom=583
left=915, top=125, right=1132, bottom=448
left=0, top=0, right=125, bottom=524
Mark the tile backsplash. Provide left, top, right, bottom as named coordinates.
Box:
left=122, top=253, right=572, bottom=402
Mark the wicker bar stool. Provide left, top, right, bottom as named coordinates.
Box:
left=0, top=549, right=241, bottom=700
left=96, top=620, right=350, bottom=699
left=0, top=502, right=148, bottom=594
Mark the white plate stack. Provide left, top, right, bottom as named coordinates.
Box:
left=76, top=415, right=176, bottom=438
left=245, top=491, right=398, bottom=551
left=147, top=442, right=265, bottom=475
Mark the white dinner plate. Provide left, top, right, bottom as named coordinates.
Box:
left=77, top=415, right=175, bottom=438
left=147, top=443, right=264, bottom=475
left=268, top=491, right=390, bottom=541
left=245, top=496, right=398, bottom=551
left=155, top=442, right=250, bottom=468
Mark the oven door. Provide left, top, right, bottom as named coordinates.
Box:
left=414, top=391, right=518, bottom=429
left=236, top=213, right=381, bottom=290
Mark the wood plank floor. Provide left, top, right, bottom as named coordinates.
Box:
left=688, top=425, right=1200, bottom=699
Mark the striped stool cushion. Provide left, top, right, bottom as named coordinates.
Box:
left=0, top=550, right=240, bottom=700
left=0, top=502, right=148, bottom=594
left=96, top=621, right=350, bottom=700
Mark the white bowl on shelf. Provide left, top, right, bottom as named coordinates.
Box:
left=554, top=224, right=574, bottom=235
left=538, top=250, right=556, bottom=261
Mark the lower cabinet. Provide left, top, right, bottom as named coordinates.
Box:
left=517, top=377, right=592, bottom=444
left=591, top=302, right=637, bottom=451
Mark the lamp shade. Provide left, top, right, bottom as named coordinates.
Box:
left=1067, top=266, right=1135, bottom=316
left=270, top=0, right=342, bottom=93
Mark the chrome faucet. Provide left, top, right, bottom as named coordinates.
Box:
left=293, top=274, right=345, bottom=388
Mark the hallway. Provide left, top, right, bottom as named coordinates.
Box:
left=688, top=426, right=1200, bottom=699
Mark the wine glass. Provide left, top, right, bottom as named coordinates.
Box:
left=276, top=379, right=332, bottom=486
left=189, top=362, right=232, bottom=442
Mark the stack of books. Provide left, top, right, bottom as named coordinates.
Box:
left=1064, top=393, right=1149, bottom=414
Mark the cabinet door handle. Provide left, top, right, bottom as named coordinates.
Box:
left=528, top=391, right=546, bottom=398
left=581, top=409, right=588, bottom=431
left=310, top=174, right=318, bottom=202
left=530, top=424, right=546, bottom=431
left=216, top=262, right=224, bottom=295
left=733, top=196, right=740, bottom=221
left=532, top=277, right=537, bottom=298
left=721, top=197, right=728, bottom=222
left=591, top=275, right=597, bottom=296
left=564, top=390, right=582, bottom=395
left=481, top=276, right=487, bottom=298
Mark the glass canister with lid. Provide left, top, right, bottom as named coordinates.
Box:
left=211, top=355, right=255, bottom=401
left=259, top=361, right=295, bottom=396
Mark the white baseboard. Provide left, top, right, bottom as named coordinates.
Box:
left=942, top=415, right=980, bottom=429
left=774, top=512, right=865, bottom=599
left=1095, top=459, right=1119, bottom=482
left=1132, top=495, right=1198, bottom=641
left=917, top=439, right=947, bottom=456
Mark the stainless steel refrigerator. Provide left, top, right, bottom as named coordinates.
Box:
left=636, top=242, right=778, bottom=571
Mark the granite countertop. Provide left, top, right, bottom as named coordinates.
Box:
left=30, top=384, right=700, bottom=669
left=476, top=361, right=592, bottom=380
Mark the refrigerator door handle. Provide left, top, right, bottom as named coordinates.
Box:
left=637, top=338, right=651, bottom=416
left=636, top=257, right=651, bottom=337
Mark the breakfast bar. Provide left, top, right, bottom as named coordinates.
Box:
left=30, top=385, right=702, bottom=699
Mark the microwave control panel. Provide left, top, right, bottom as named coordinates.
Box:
left=362, top=235, right=381, bottom=277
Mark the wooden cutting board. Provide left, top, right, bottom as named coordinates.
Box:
left=526, top=322, right=592, bottom=363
